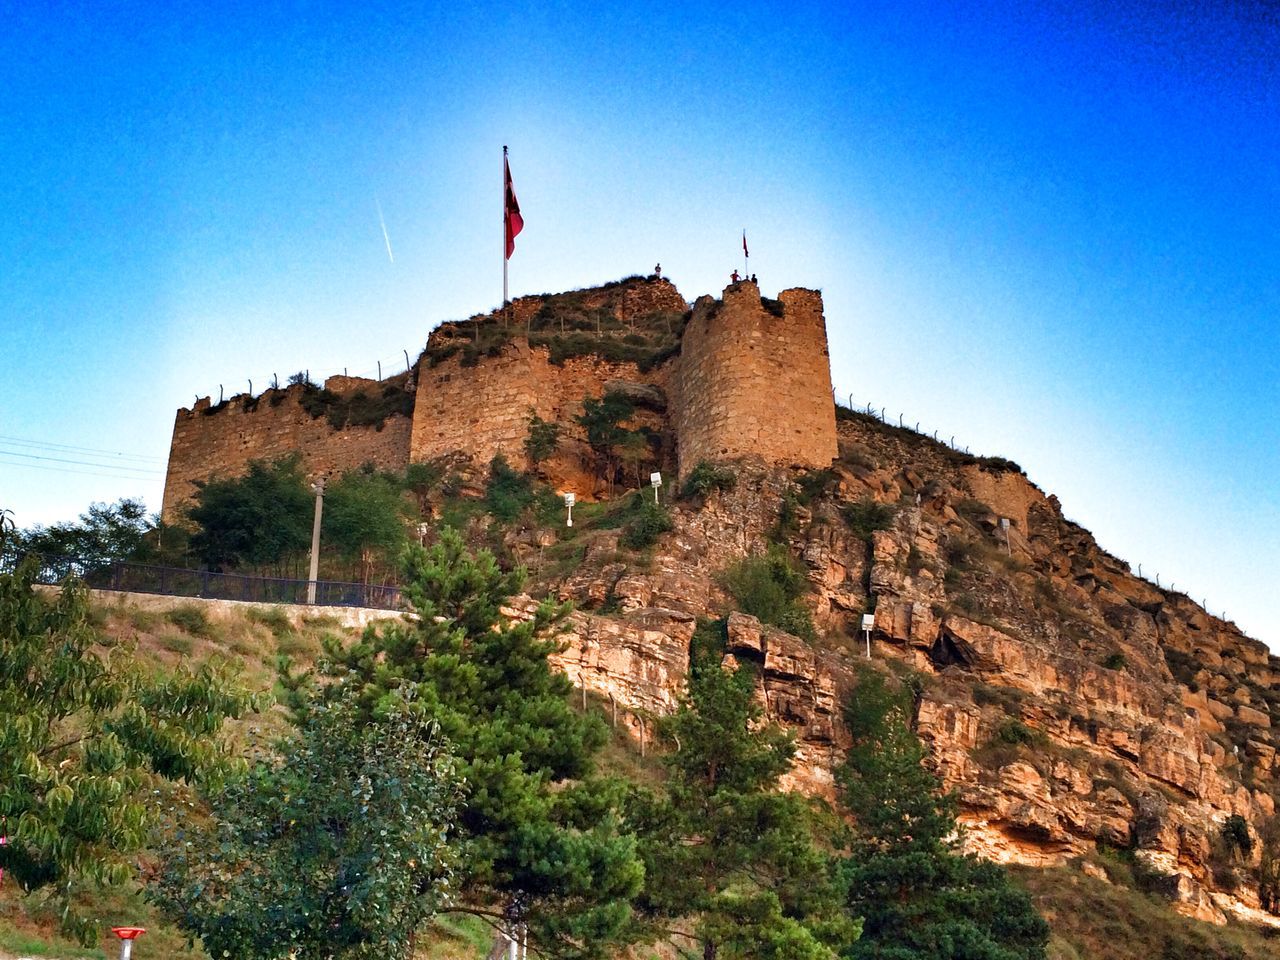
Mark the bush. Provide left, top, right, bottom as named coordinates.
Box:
left=485, top=454, right=537, bottom=523
left=619, top=495, right=673, bottom=549
left=524, top=412, right=561, bottom=466
left=992, top=718, right=1044, bottom=747
left=722, top=546, right=816, bottom=641
left=247, top=605, right=293, bottom=637
left=795, top=467, right=838, bottom=504
left=680, top=461, right=737, bottom=500
left=1222, top=814, right=1254, bottom=856
left=166, top=603, right=213, bottom=638
left=1101, top=651, right=1128, bottom=671
left=843, top=498, right=895, bottom=541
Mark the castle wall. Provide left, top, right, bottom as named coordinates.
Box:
left=409, top=342, right=675, bottom=487
left=674, top=282, right=837, bottom=477
left=161, top=277, right=839, bottom=514
left=161, top=378, right=413, bottom=521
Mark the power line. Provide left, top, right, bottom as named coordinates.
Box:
left=0, top=456, right=165, bottom=484
left=0, top=449, right=165, bottom=477
left=0, top=434, right=165, bottom=464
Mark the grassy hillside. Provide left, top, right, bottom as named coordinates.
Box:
left=7, top=589, right=1280, bottom=960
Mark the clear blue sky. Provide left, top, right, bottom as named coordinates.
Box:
left=2, top=1, right=1276, bottom=647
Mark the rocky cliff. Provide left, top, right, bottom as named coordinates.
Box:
left=479, top=407, right=1279, bottom=929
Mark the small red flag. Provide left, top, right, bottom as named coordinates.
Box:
left=742, top=230, right=748, bottom=258
left=505, top=158, right=524, bottom=260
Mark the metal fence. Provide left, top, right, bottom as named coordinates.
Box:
left=2, top=551, right=402, bottom=611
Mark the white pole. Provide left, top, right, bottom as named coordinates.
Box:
left=307, top=477, right=325, bottom=604
left=864, top=628, right=871, bottom=659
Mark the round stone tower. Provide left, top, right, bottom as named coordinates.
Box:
left=674, top=280, right=837, bottom=478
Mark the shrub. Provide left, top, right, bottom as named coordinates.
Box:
left=619, top=495, right=673, bottom=550
left=484, top=454, right=536, bottom=523
left=524, top=412, right=561, bottom=466
left=722, top=546, right=816, bottom=641
left=1101, top=651, right=1128, bottom=671
left=247, top=605, right=293, bottom=637
left=795, top=467, right=838, bottom=504
left=955, top=498, right=993, bottom=522
left=1222, top=814, right=1254, bottom=856
left=992, top=718, right=1044, bottom=747
left=166, top=603, right=213, bottom=639
left=680, top=461, right=737, bottom=500
left=842, top=498, right=895, bottom=541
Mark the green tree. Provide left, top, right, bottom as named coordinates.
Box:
left=837, top=670, right=1049, bottom=960
left=524, top=411, right=562, bottom=468
left=628, top=622, right=856, bottom=960
left=576, top=391, right=638, bottom=494
left=153, top=688, right=459, bottom=960
left=0, top=558, right=257, bottom=940
left=323, top=466, right=411, bottom=582
left=300, top=528, right=643, bottom=958
left=722, top=546, right=816, bottom=641
left=484, top=453, right=538, bottom=522
left=187, top=455, right=312, bottom=573
left=10, top=498, right=154, bottom=568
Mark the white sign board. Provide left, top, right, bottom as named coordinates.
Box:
left=564, top=493, right=576, bottom=506
left=999, top=517, right=1010, bottom=531
left=861, top=613, right=875, bottom=631
left=650, top=472, right=663, bottom=487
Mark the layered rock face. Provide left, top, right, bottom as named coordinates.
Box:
left=508, top=411, right=1279, bottom=928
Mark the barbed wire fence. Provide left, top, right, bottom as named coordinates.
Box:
left=190, top=347, right=424, bottom=409
left=831, top=387, right=1236, bottom=628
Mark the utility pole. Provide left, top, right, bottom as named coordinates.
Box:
left=307, top=476, right=326, bottom=604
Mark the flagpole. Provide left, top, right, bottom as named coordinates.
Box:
left=503, top=148, right=507, bottom=308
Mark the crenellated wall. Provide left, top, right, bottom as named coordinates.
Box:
left=161, top=277, right=839, bottom=517
left=674, top=282, right=837, bottom=478
left=161, top=377, right=413, bottom=520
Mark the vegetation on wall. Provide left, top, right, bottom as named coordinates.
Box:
left=722, top=546, right=817, bottom=642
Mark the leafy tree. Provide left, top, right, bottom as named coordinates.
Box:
left=187, top=455, right=312, bottom=572
left=628, top=621, right=856, bottom=960
left=0, top=558, right=257, bottom=941
left=484, top=453, right=538, bottom=522
left=153, top=688, right=459, bottom=960
left=619, top=493, right=674, bottom=550
left=680, top=462, right=737, bottom=501
left=837, top=669, right=1049, bottom=960
left=576, top=391, right=639, bottom=494
left=10, top=498, right=154, bottom=568
left=299, top=528, right=643, bottom=958
left=323, top=466, right=410, bottom=582
left=721, top=546, right=816, bottom=641
left=524, top=411, right=561, bottom=467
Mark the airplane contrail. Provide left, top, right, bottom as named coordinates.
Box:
left=375, top=196, right=394, bottom=263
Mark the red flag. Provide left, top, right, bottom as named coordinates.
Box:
left=505, top=157, right=524, bottom=259
left=742, top=230, right=748, bottom=258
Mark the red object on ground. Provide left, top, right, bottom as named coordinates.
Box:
left=111, top=927, right=147, bottom=939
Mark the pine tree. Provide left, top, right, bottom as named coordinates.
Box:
left=303, top=527, right=643, bottom=958
left=628, top=621, right=857, bottom=960
left=837, top=670, right=1049, bottom=960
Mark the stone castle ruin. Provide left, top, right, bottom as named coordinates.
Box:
left=160, top=276, right=838, bottom=519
